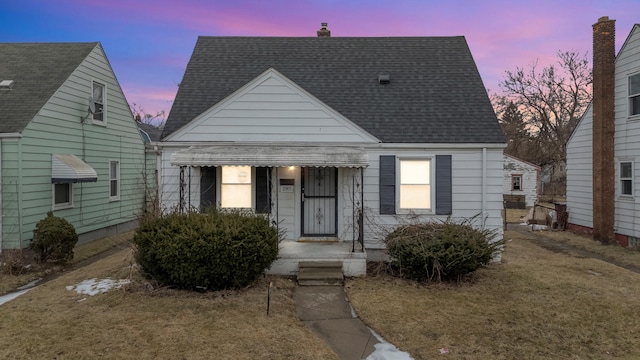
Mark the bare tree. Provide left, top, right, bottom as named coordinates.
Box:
left=493, top=51, right=592, bottom=165
left=130, top=103, right=166, bottom=128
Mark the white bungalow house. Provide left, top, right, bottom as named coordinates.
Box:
left=503, top=154, right=539, bottom=208
left=157, top=24, right=506, bottom=275
left=566, top=17, right=640, bottom=247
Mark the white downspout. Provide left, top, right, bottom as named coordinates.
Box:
left=482, top=147, right=487, bottom=229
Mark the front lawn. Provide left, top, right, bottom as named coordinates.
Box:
left=346, top=230, right=640, bottom=359
left=0, top=241, right=336, bottom=359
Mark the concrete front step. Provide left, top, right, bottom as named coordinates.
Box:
left=298, top=261, right=344, bottom=286
left=299, top=261, right=343, bottom=268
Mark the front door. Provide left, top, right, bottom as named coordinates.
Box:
left=301, top=167, right=337, bottom=236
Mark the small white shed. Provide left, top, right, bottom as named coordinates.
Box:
left=503, top=154, right=539, bottom=208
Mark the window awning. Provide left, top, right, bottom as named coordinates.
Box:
left=170, top=145, right=369, bottom=168
left=51, top=154, right=98, bottom=183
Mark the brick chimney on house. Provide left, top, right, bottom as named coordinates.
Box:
left=592, top=16, right=616, bottom=244
left=317, top=22, right=331, bottom=37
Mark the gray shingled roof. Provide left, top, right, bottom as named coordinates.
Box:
left=0, top=42, right=97, bottom=133
left=163, top=36, right=504, bottom=144
left=137, top=122, right=163, bottom=142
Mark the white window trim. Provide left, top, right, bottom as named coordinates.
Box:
left=109, top=160, right=120, bottom=201
left=396, top=157, right=434, bottom=214
left=217, top=166, right=256, bottom=210
left=619, top=160, right=634, bottom=198
left=628, top=72, right=640, bottom=119
left=512, top=174, right=523, bottom=191
left=92, top=80, right=107, bottom=125
left=53, top=183, right=74, bottom=210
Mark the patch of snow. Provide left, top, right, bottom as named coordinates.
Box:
left=66, top=278, right=130, bottom=296
left=0, top=289, right=31, bottom=306
left=367, top=329, right=414, bottom=360
left=531, top=224, right=548, bottom=231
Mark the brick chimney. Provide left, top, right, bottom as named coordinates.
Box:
left=317, top=22, right=331, bottom=37
left=592, top=16, right=616, bottom=244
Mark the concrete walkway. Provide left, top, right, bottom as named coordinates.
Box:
left=293, top=286, right=379, bottom=360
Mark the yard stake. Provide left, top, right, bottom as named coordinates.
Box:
left=267, top=281, right=272, bottom=316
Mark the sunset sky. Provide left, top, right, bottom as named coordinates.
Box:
left=1, top=0, right=638, bottom=120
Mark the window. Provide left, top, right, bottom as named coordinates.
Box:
left=512, top=174, right=523, bottom=191
left=53, top=183, right=73, bottom=209
left=629, top=73, right=640, bottom=116
left=399, top=159, right=431, bottom=210
left=110, top=161, right=120, bottom=200
left=620, top=161, right=633, bottom=196
left=92, top=81, right=105, bottom=122
left=221, top=166, right=252, bottom=208
left=380, top=155, right=451, bottom=215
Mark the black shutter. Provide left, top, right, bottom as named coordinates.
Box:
left=435, top=155, right=452, bottom=215
left=379, top=155, right=396, bottom=215
left=255, top=167, right=271, bottom=214
left=200, top=166, right=216, bottom=211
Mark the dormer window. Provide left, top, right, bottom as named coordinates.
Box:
left=92, top=81, right=105, bottom=122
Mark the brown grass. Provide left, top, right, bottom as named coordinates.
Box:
left=0, top=245, right=337, bottom=359
left=0, top=231, right=133, bottom=296
left=503, top=208, right=529, bottom=224
left=5, top=227, right=640, bottom=359
left=537, top=230, right=640, bottom=269
left=346, top=230, right=640, bottom=359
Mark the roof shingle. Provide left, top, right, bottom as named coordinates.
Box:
left=0, top=42, right=97, bottom=133
left=163, top=36, right=504, bottom=144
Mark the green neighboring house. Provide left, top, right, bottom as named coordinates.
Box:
left=0, top=42, right=147, bottom=251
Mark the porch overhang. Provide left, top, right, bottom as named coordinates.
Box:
left=170, top=145, right=368, bottom=168
left=51, top=154, right=97, bottom=183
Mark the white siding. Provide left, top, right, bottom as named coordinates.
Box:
left=614, top=25, right=640, bottom=238
left=273, top=166, right=298, bottom=241
left=166, top=70, right=379, bottom=144
left=566, top=106, right=593, bottom=228
left=503, top=155, right=539, bottom=207
left=158, top=144, right=504, bottom=250
left=362, top=147, right=504, bottom=249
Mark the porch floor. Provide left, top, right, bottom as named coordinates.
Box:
left=267, top=241, right=367, bottom=277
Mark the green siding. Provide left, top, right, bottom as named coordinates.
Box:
left=1, top=44, right=147, bottom=249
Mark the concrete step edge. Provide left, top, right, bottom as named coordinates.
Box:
left=298, top=261, right=344, bottom=269
left=297, top=271, right=344, bottom=280
left=298, top=279, right=343, bottom=286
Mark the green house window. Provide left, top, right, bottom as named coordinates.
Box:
left=53, top=183, right=73, bottom=209
left=110, top=161, right=120, bottom=200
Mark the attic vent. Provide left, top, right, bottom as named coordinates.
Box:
left=378, top=75, right=390, bottom=85
left=0, top=80, right=15, bottom=90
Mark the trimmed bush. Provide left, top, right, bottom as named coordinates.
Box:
left=385, top=217, right=502, bottom=281
left=134, top=209, right=280, bottom=291
left=29, top=212, right=78, bottom=263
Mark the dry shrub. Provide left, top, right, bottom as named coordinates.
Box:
left=0, top=249, right=30, bottom=275
left=385, top=217, right=502, bottom=282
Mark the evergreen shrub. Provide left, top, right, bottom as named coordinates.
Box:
left=134, top=209, right=280, bottom=290
left=29, top=212, right=78, bottom=263
left=385, top=217, right=502, bottom=281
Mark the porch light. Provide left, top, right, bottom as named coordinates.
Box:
left=289, top=166, right=295, bottom=170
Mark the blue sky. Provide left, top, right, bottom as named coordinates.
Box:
left=1, top=0, right=638, bottom=118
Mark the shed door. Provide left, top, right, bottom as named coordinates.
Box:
left=301, top=167, right=337, bottom=236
